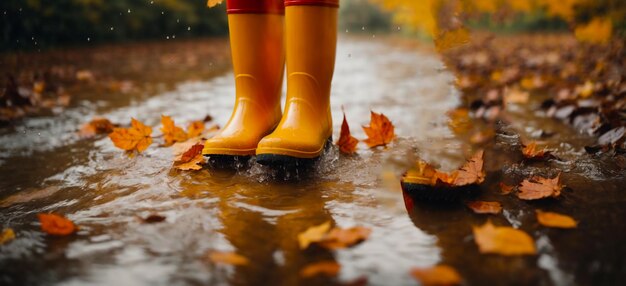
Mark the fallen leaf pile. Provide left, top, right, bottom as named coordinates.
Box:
left=38, top=213, right=76, bottom=236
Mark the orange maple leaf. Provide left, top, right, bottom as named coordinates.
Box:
left=517, top=172, right=563, bottom=200
left=452, top=150, right=486, bottom=186
left=38, top=213, right=76, bottom=236
left=187, top=121, right=205, bottom=138
left=521, top=141, right=553, bottom=160
left=161, top=115, right=188, bottom=146
left=108, top=118, right=153, bottom=152
left=410, top=265, right=462, bottom=286
left=362, top=111, right=395, bottom=148
left=207, top=0, right=223, bottom=8
left=207, top=251, right=249, bottom=266
left=472, top=220, right=536, bottom=255
left=335, top=112, right=358, bottom=154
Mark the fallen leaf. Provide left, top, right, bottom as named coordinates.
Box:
left=447, top=108, right=472, bottom=134
left=362, top=111, right=395, bottom=148
left=452, top=150, right=486, bottom=186
left=536, top=210, right=577, bottom=229
left=207, top=0, right=223, bottom=8
left=76, top=70, right=95, bottom=81
left=109, top=118, right=153, bottom=152
left=38, top=213, right=76, bottom=236
left=161, top=115, right=188, bottom=146
left=207, top=251, right=249, bottom=266
left=187, top=121, right=205, bottom=138
left=174, top=143, right=205, bottom=171
left=403, top=150, right=485, bottom=187
left=575, top=17, right=612, bottom=45
left=300, top=261, right=341, bottom=278
left=499, top=182, right=514, bottom=195
left=0, top=228, right=15, bottom=245
left=298, top=221, right=331, bottom=249
left=504, top=88, right=529, bottom=104
left=517, top=173, right=563, bottom=200
left=472, top=220, right=536, bottom=255
left=434, top=28, right=470, bottom=52
left=466, top=201, right=502, bottom=214
left=141, top=214, right=166, bottom=223
left=318, top=226, right=371, bottom=250
left=521, top=141, right=553, bottom=160
left=469, top=129, right=495, bottom=145
left=79, top=118, right=115, bottom=138
left=336, top=111, right=358, bottom=154
left=410, top=265, right=462, bottom=286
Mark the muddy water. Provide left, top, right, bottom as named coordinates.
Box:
left=1, top=37, right=625, bottom=286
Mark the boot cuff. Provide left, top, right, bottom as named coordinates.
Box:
left=284, top=0, right=339, bottom=8
left=227, top=0, right=285, bottom=14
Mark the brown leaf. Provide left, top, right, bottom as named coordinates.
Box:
left=161, top=115, right=188, bottom=146
left=473, top=220, right=536, bottom=255
left=79, top=118, right=115, bottom=138
left=466, top=201, right=502, bottom=214
left=38, top=213, right=76, bottom=236
left=403, top=150, right=485, bottom=187
left=207, top=251, right=249, bottom=266
left=522, top=141, right=553, bottom=160
left=336, top=111, right=358, bottom=154
left=298, top=221, right=331, bottom=249
left=0, top=228, right=15, bottom=245
left=517, top=173, right=563, bottom=200
left=180, top=144, right=204, bottom=163
left=300, top=261, right=341, bottom=278
left=362, top=111, right=395, bottom=148
left=108, top=118, right=153, bottom=152
left=536, top=210, right=577, bottom=229
left=318, top=226, right=372, bottom=250
left=499, top=182, right=514, bottom=195
left=452, top=150, right=486, bottom=186
left=410, top=265, right=462, bottom=286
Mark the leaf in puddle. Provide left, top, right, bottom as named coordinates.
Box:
left=207, top=251, right=249, bottom=266
left=362, top=111, right=395, bottom=148
left=79, top=118, right=115, bottom=138
left=187, top=121, right=205, bottom=138
left=300, top=261, right=341, bottom=278
left=517, top=172, right=563, bottom=200
left=0, top=186, right=62, bottom=207
left=109, top=118, right=153, bottom=152
left=38, top=213, right=76, bottom=236
left=403, top=150, right=485, bottom=187
left=336, top=111, right=358, bottom=154
left=451, top=150, right=486, bottom=186
left=521, top=141, right=553, bottom=160
left=0, top=228, right=16, bottom=245
left=473, top=220, right=536, bottom=255
left=141, top=214, right=166, bottom=223
left=173, top=143, right=205, bottom=171
left=161, top=115, right=188, bottom=146
left=298, top=221, right=331, bottom=249
left=410, top=264, right=462, bottom=286
left=466, top=201, right=502, bottom=214
left=499, top=182, right=514, bottom=195
left=318, top=226, right=372, bottom=250
left=536, top=210, right=577, bottom=229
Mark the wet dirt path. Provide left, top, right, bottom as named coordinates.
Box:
left=1, top=37, right=625, bottom=285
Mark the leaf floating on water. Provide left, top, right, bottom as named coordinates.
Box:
left=38, top=213, right=76, bottom=236
left=410, top=264, right=462, bottom=286
left=434, top=28, right=470, bottom=52
left=472, top=220, right=536, bottom=255
left=300, top=261, right=341, bottom=278
left=536, top=210, right=577, bottom=229
left=403, top=150, right=485, bottom=188
left=173, top=143, right=205, bottom=171
left=0, top=228, right=16, bottom=245
left=207, top=251, right=249, bottom=266
left=517, top=172, right=563, bottom=200
left=318, top=226, right=371, bottom=250
left=452, top=150, right=486, bottom=186
left=109, top=118, right=153, bottom=152
left=336, top=111, right=358, bottom=154
left=79, top=118, right=115, bottom=138
left=521, top=141, right=553, bottom=160
left=466, top=201, right=502, bottom=214
left=362, top=111, right=395, bottom=148
left=207, top=0, right=223, bottom=8
left=161, top=115, right=188, bottom=146
left=298, top=221, right=332, bottom=249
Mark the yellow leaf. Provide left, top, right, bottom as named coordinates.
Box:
left=0, top=228, right=15, bottom=245
left=300, top=261, right=341, bottom=278
left=536, top=210, right=577, bottom=229
left=434, top=28, right=470, bottom=52
left=207, top=0, right=223, bottom=8
left=298, top=221, right=331, bottom=249
left=109, top=118, right=153, bottom=152
left=161, top=115, right=188, bottom=146
left=410, top=265, right=462, bottom=286
left=473, top=220, right=536, bottom=255
left=575, top=18, right=612, bottom=45
left=187, top=121, right=205, bottom=138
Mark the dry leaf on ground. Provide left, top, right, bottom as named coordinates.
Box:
left=38, top=213, right=76, bottom=236
left=109, top=118, right=153, bottom=152
left=362, top=111, right=395, bottom=148
left=536, top=210, right=577, bottom=229
left=336, top=111, right=358, bottom=154
left=466, top=201, right=502, bottom=214
left=298, top=221, right=332, bottom=249
left=473, top=220, right=536, bottom=255
left=0, top=228, right=16, bottom=245
left=404, top=150, right=485, bottom=187
left=410, top=265, right=462, bottom=286
left=207, top=251, right=249, bottom=266
left=79, top=118, right=115, bottom=138
left=517, top=172, right=563, bottom=200
left=161, top=115, right=188, bottom=146
left=300, top=261, right=341, bottom=278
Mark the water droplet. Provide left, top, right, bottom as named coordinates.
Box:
left=150, top=1, right=154, bottom=4
left=361, top=26, right=365, bottom=31
left=31, top=36, right=34, bottom=40
left=37, top=132, right=41, bottom=136
left=397, top=26, right=401, bottom=31
left=372, top=34, right=376, bottom=38
left=127, top=9, right=131, bottom=13
left=187, top=26, right=191, bottom=31
left=87, top=37, right=90, bottom=42
left=176, top=19, right=180, bottom=23
left=166, top=36, right=170, bottom=40
left=345, top=29, right=349, bottom=33
left=161, top=11, right=164, bottom=15
left=110, top=27, right=114, bottom=31
left=172, top=35, right=176, bottom=39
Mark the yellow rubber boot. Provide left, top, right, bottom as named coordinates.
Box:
left=256, top=5, right=338, bottom=165
left=203, top=13, right=285, bottom=159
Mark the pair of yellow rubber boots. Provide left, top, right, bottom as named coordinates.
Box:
left=202, top=5, right=337, bottom=166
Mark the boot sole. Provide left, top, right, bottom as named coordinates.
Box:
left=204, top=154, right=251, bottom=170
left=256, top=137, right=332, bottom=168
